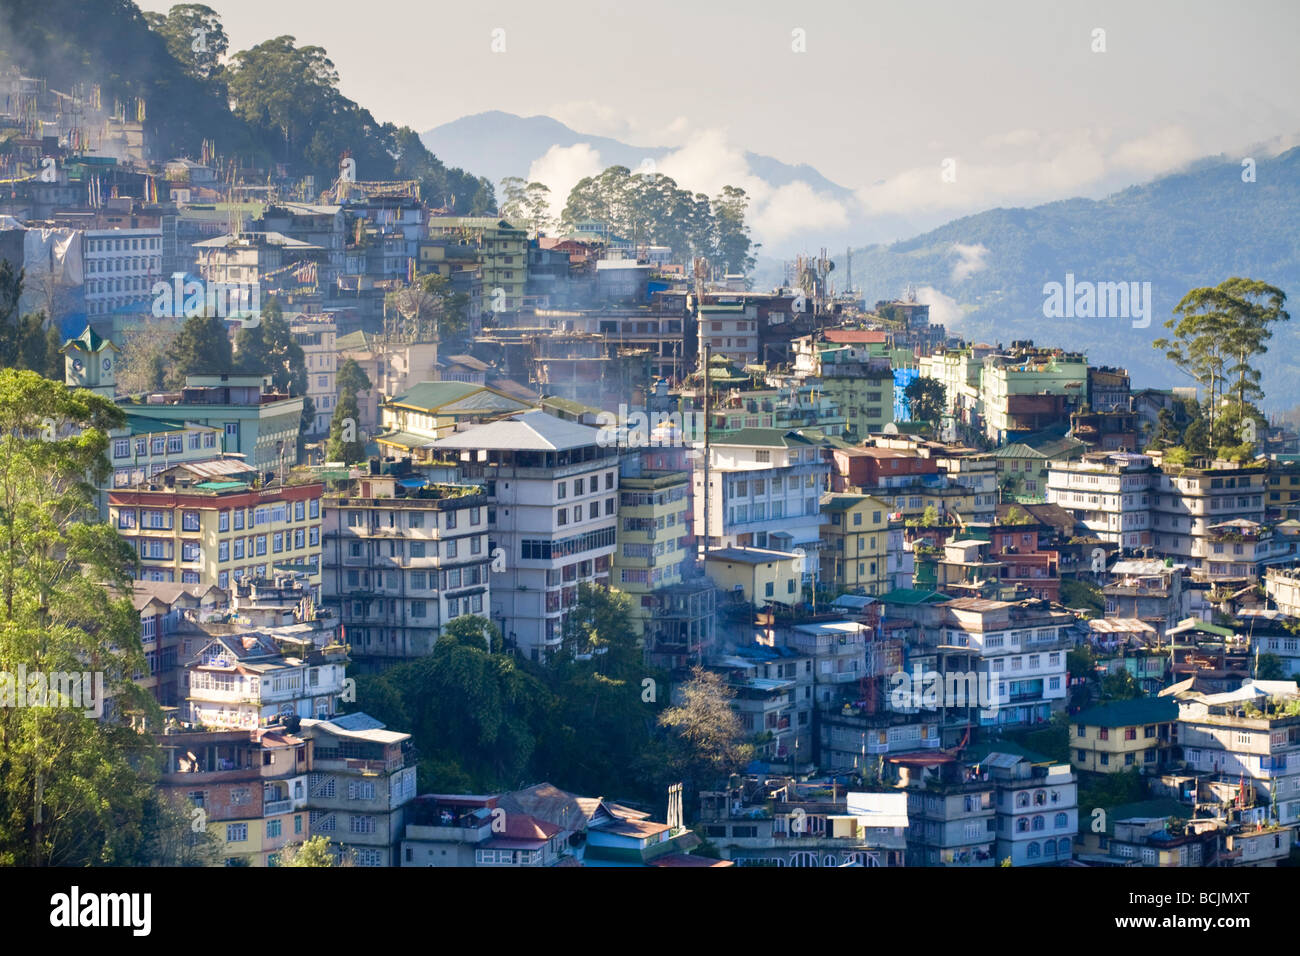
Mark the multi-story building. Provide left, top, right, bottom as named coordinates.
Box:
left=694, top=428, right=829, bottom=560
left=942, top=597, right=1074, bottom=728
left=158, top=725, right=313, bottom=867
left=131, top=580, right=229, bottom=708
left=698, top=301, right=759, bottom=366
left=698, top=776, right=908, bottom=867
left=432, top=410, right=619, bottom=660
left=376, top=380, right=533, bottom=461
left=887, top=754, right=997, bottom=867
left=427, top=216, right=527, bottom=317
left=1047, top=452, right=1156, bottom=551
left=1102, top=558, right=1190, bottom=637
left=611, top=463, right=689, bottom=628
left=1265, top=567, right=1300, bottom=618
left=1150, top=461, right=1268, bottom=576
left=299, top=713, right=417, bottom=867
left=290, top=313, right=338, bottom=436
left=184, top=627, right=348, bottom=729
left=120, top=374, right=306, bottom=471
left=1176, top=680, right=1300, bottom=828
left=321, top=470, right=491, bottom=667
left=989, top=754, right=1078, bottom=866
left=108, top=459, right=323, bottom=596
left=793, top=333, right=895, bottom=439
left=979, top=344, right=1088, bottom=445
left=1069, top=696, right=1178, bottom=774
left=708, top=644, right=813, bottom=770
left=819, top=493, right=892, bottom=595
left=84, top=226, right=162, bottom=316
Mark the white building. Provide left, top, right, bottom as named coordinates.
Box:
left=185, top=630, right=348, bottom=730
left=1046, top=452, right=1155, bottom=550
left=694, top=428, right=829, bottom=567
left=989, top=754, right=1078, bottom=867
left=432, top=410, right=619, bottom=660
left=84, top=227, right=163, bottom=316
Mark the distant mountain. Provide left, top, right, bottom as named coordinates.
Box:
left=843, top=147, right=1300, bottom=409
left=421, top=111, right=855, bottom=201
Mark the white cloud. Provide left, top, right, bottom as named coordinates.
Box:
left=527, top=143, right=605, bottom=222
left=914, top=286, right=963, bottom=327
left=949, top=242, right=989, bottom=282
left=853, top=124, right=1208, bottom=222
left=751, top=181, right=850, bottom=245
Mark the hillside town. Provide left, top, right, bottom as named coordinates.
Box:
left=1, top=9, right=1298, bottom=880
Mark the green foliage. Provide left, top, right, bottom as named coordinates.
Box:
left=1004, top=505, right=1031, bottom=525
left=0, top=370, right=184, bottom=865
left=1066, top=643, right=1096, bottom=681
left=499, top=178, right=554, bottom=237
left=1100, top=670, right=1143, bottom=701
left=144, top=4, right=229, bottom=83
left=0, top=263, right=62, bottom=380
left=167, top=313, right=233, bottom=378
left=903, top=375, right=946, bottom=429
left=277, top=835, right=346, bottom=867
left=1154, top=278, right=1290, bottom=429
left=326, top=388, right=364, bottom=464
left=1079, top=767, right=1147, bottom=813
left=1256, top=653, right=1286, bottom=681
left=919, top=504, right=940, bottom=528
left=1061, top=578, right=1104, bottom=614
left=560, top=166, right=754, bottom=273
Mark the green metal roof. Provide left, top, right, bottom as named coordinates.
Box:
left=195, top=480, right=248, bottom=491
left=988, top=443, right=1049, bottom=460
left=123, top=413, right=187, bottom=435
left=1073, top=696, right=1178, bottom=728
left=711, top=428, right=815, bottom=448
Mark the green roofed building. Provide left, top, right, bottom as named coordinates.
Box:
left=1070, top=696, right=1178, bottom=774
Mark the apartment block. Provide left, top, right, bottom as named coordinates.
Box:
left=321, top=471, right=491, bottom=667
left=1047, top=452, right=1155, bottom=550
left=109, top=460, right=323, bottom=596
left=989, top=754, right=1078, bottom=866
left=1070, top=696, right=1178, bottom=774
left=299, top=713, right=417, bottom=867
left=158, top=725, right=313, bottom=867
left=433, top=410, right=619, bottom=660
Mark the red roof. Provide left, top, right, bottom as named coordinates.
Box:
left=823, top=330, right=887, bottom=344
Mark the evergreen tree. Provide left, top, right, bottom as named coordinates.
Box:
left=167, top=313, right=233, bottom=379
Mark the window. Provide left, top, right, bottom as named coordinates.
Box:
left=226, top=824, right=247, bottom=843
left=266, top=819, right=282, bottom=839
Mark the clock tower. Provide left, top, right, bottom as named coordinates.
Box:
left=60, top=323, right=120, bottom=398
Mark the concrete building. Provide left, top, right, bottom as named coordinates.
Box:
left=819, top=492, right=892, bottom=595
left=121, top=373, right=305, bottom=471
left=1047, top=452, right=1156, bottom=550
left=158, top=725, right=312, bottom=867
left=108, top=459, right=323, bottom=596
left=321, top=470, right=491, bottom=668
left=888, top=754, right=997, bottom=867
left=184, top=628, right=347, bottom=730
left=1070, top=696, right=1178, bottom=774
left=989, top=753, right=1078, bottom=867
left=432, top=410, right=619, bottom=660
left=694, top=428, right=829, bottom=559
left=299, top=713, right=417, bottom=867
left=290, top=313, right=338, bottom=436
left=84, top=226, right=162, bottom=316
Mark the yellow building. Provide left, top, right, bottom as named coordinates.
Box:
left=613, top=470, right=689, bottom=633
left=705, top=546, right=803, bottom=607
left=819, top=493, right=891, bottom=595
left=427, top=216, right=528, bottom=314
left=1070, top=697, right=1177, bottom=774
left=108, top=460, right=323, bottom=598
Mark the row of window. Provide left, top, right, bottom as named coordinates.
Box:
left=113, top=432, right=218, bottom=459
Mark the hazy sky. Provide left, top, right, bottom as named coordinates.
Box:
left=140, top=0, right=1300, bottom=240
